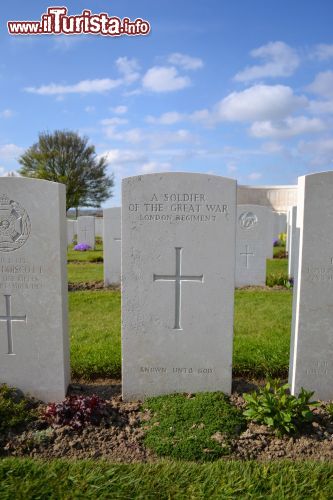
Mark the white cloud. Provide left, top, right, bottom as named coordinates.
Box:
left=0, top=109, right=14, bottom=118
left=101, top=117, right=128, bottom=126
left=309, top=99, right=333, bottom=114
left=85, top=106, right=95, bottom=113
left=190, top=108, right=216, bottom=127
left=103, top=125, right=197, bottom=147
left=101, top=149, right=147, bottom=165
left=312, top=44, right=333, bottom=61
left=104, top=127, right=145, bottom=143
left=142, top=66, right=190, bottom=92
left=298, top=138, right=333, bottom=166
left=0, top=144, right=24, bottom=161
left=149, top=129, right=197, bottom=148
left=250, top=116, right=326, bottom=139
left=215, top=84, right=306, bottom=122
left=234, top=41, right=300, bottom=82
left=25, top=57, right=139, bottom=97
left=115, top=56, right=140, bottom=84
left=25, top=78, right=121, bottom=95
left=146, top=111, right=185, bottom=125
left=52, top=35, right=84, bottom=51
left=167, top=53, right=203, bottom=70
left=226, top=162, right=238, bottom=173
left=248, top=172, right=262, bottom=180
left=307, top=71, right=333, bottom=99
left=261, top=141, right=284, bottom=154
left=112, top=105, right=128, bottom=115
left=140, top=161, right=172, bottom=174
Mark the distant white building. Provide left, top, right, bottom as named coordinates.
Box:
left=237, top=185, right=297, bottom=213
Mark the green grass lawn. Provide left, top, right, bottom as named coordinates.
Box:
left=67, top=255, right=288, bottom=286
left=67, top=243, right=103, bottom=262
left=0, top=458, right=332, bottom=499
left=68, top=263, right=104, bottom=283
left=69, top=288, right=292, bottom=380
left=267, top=258, right=288, bottom=275
left=70, top=291, right=121, bottom=379
left=234, top=289, right=292, bottom=377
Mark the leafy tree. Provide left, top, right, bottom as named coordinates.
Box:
left=18, top=130, right=114, bottom=213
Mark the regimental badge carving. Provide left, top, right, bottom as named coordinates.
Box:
left=239, top=211, right=258, bottom=230
left=0, top=194, right=31, bottom=252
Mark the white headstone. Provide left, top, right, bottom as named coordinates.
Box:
left=67, top=219, right=75, bottom=245
left=290, top=172, right=333, bottom=400
left=122, top=173, right=236, bottom=401
left=0, top=178, right=70, bottom=402
left=273, top=212, right=287, bottom=240
left=286, top=207, right=292, bottom=254
left=103, top=207, right=121, bottom=286
left=77, top=216, right=95, bottom=249
left=95, top=217, right=103, bottom=238
left=236, top=205, right=269, bottom=287
left=287, top=206, right=297, bottom=279
left=265, top=209, right=275, bottom=259
left=278, top=213, right=287, bottom=235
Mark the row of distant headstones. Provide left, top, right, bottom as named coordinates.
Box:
left=0, top=173, right=323, bottom=404
left=69, top=207, right=292, bottom=288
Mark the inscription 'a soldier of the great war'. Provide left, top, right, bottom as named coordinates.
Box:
left=0, top=194, right=30, bottom=355
left=0, top=194, right=31, bottom=252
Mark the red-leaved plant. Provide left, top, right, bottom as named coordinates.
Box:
left=43, top=395, right=106, bottom=430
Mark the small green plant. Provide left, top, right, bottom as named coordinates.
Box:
left=278, top=233, right=287, bottom=244
left=266, top=273, right=292, bottom=288
left=326, top=402, right=333, bottom=419
left=243, top=380, right=318, bottom=435
left=0, top=384, right=37, bottom=434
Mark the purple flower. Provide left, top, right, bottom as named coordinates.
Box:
left=74, top=243, right=91, bottom=251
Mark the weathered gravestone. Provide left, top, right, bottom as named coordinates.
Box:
left=273, top=212, right=287, bottom=240
left=77, top=216, right=95, bottom=249
left=67, top=219, right=76, bottom=246
left=264, top=208, right=274, bottom=259
left=236, top=205, right=269, bottom=287
left=95, top=217, right=103, bottom=238
left=122, top=173, right=236, bottom=400
left=287, top=206, right=298, bottom=280
left=278, top=212, right=287, bottom=235
left=0, top=178, right=70, bottom=401
left=289, top=172, right=333, bottom=400
left=286, top=206, right=293, bottom=254
left=103, top=207, right=121, bottom=286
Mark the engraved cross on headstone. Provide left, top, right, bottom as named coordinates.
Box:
left=153, top=247, right=203, bottom=330
left=240, top=244, right=255, bottom=269
left=0, top=295, right=27, bottom=355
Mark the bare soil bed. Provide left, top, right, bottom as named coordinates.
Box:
left=1, top=379, right=333, bottom=463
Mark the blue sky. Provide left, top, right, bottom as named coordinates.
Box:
left=1, top=1, right=333, bottom=206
